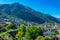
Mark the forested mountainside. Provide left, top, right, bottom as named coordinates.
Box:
left=0, top=3, right=60, bottom=24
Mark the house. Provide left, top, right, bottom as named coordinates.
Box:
left=52, top=36, right=58, bottom=40
left=55, top=24, right=60, bottom=33
left=43, top=31, right=55, bottom=38
left=56, top=34, right=60, bottom=40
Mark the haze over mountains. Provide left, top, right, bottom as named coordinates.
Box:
left=0, top=3, right=60, bottom=24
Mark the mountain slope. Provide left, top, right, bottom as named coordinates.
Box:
left=0, top=3, right=60, bottom=24
left=56, top=18, right=60, bottom=22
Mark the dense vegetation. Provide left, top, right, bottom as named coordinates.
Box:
left=0, top=22, right=52, bottom=40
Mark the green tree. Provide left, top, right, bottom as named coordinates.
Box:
left=5, top=22, right=14, bottom=30
left=16, top=30, right=24, bottom=40
left=44, top=36, right=51, bottom=40
left=15, top=24, right=26, bottom=40
left=9, top=37, right=13, bottom=40
left=51, top=29, right=59, bottom=35
left=35, top=36, right=44, bottom=40
left=25, top=25, right=43, bottom=40
left=36, top=36, right=51, bottom=40
left=17, top=24, right=26, bottom=35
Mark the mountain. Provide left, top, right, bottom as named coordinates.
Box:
left=56, top=18, right=60, bottom=22
left=0, top=3, right=60, bottom=24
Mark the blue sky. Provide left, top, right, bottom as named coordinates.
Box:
left=0, top=0, right=60, bottom=18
